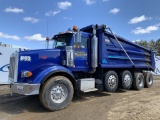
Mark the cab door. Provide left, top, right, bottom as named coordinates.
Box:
left=73, top=33, right=90, bottom=71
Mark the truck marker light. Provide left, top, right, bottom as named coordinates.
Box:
left=21, top=71, right=32, bottom=77
left=46, top=37, right=49, bottom=41
left=73, top=26, right=77, bottom=30
left=41, top=56, right=47, bottom=59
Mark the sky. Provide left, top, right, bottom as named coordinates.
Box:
left=0, top=0, right=160, bottom=49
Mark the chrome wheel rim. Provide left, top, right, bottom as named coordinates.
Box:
left=148, top=76, right=153, bottom=85
left=50, top=84, right=68, bottom=103
left=124, top=74, right=131, bottom=86
left=108, top=75, right=117, bottom=88
left=138, top=77, right=143, bottom=87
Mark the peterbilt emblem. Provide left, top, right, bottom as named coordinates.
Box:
left=20, top=56, right=31, bottom=61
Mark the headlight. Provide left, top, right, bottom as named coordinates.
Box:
left=21, top=71, right=32, bottom=78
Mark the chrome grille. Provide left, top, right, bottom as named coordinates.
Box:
left=9, top=56, right=16, bottom=79
left=8, top=52, right=18, bottom=82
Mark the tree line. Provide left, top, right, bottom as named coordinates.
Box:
left=134, top=39, right=160, bottom=56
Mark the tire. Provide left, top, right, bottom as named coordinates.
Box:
left=39, top=76, right=74, bottom=111
left=104, top=71, right=119, bottom=92
left=120, top=70, right=133, bottom=90
left=133, top=72, right=144, bottom=90
left=143, top=72, right=153, bottom=88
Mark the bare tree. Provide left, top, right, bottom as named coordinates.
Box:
left=135, top=40, right=148, bottom=48
left=135, top=39, right=160, bottom=55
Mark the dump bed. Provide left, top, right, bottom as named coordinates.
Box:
left=99, top=31, right=155, bottom=70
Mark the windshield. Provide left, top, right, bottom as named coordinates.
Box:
left=52, top=33, right=72, bottom=49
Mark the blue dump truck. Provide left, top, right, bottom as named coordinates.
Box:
left=8, top=24, right=155, bottom=111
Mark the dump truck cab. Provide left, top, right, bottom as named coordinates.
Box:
left=52, top=31, right=92, bottom=72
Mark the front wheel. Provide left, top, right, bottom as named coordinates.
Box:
left=104, top=71, right=119, bottom=92
left=39, top=76, right=74, bottom=111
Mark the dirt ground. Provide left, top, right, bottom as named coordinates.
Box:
left=0, top=78, right=160, bottom=120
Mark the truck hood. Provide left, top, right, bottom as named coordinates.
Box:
left=17, top=49, right=65, bottom=83
left=18, top=49, right=64, bottom=69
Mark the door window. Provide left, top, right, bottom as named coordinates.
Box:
left=81, top=37, right=88, bottom=48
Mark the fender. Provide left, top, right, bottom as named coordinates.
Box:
left=32, top=66, right=75, bottom=84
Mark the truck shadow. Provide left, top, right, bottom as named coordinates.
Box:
left=0, top=89, right=126, bottom=114
left=114, top=89, right=127, bottom=93
left=72, top=91, right=111, bottom=102
left=0, top=94, right=47, bottom=114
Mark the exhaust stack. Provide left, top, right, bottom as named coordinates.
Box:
left=90, top=26, right=98, bottom=73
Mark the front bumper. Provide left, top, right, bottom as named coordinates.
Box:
left=10, top=83, right=40, bottom=95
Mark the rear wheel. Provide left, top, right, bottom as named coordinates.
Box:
left=133, top=72, right=144, bottom=90
left=143, top=72, right=153, bottom=88
left=39, top=76, right=73, bottom=111
left=120, top=70, right=133, bottom=89
left=104, top=71, right=119, bottom=92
